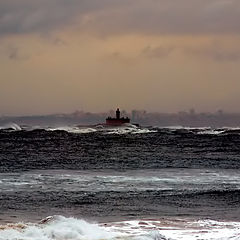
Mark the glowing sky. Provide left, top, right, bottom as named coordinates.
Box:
left=1, top=0, right=240, bottom=115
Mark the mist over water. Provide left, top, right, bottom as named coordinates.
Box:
left=1, top=124, right=240, bottom=239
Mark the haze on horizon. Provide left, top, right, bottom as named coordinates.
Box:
left=1, top=0, right=240, bottom=116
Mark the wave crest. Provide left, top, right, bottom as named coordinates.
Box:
left=1, top=216, right=240, bottom=240
left=0, top=123, right=22, bottom=131
left=0, top=216, right=119, bottom=240
left=2, top=124, right=240, bottom=136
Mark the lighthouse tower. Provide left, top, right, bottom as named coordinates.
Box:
left=116, top=108, right=120, bottom=119
left=106, top=108, right=130, bottom=126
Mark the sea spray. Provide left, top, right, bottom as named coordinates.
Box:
left=1, top=217, right=240, bottom=240
left=0, top=216, right=120, bottom=240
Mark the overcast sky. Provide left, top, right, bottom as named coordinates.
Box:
left=1, top=0, right=240, bottom=115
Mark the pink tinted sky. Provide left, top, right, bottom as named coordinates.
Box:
left=1, top=0, right=240, bottom=115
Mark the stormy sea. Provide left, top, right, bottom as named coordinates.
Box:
left=1, top=123, right=240, bottom=240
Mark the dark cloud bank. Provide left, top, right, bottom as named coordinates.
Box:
left=0, top=0, right=240, bottom=36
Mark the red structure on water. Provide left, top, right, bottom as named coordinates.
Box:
left=106, top=108, right=130, bottom=126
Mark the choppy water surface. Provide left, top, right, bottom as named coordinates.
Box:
left=1, top=124, right=240, bottom=239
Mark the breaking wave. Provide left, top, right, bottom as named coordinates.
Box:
left=0, top=123, right=22, bottom=131
left=196, top=129, right=226, bottom=135
left=48, top=126, right=98, bottom=134
left=2, top=123, right=240, bottom=136
left=1, top=216, right=240, bottom=240
left=47, top=124, right=157, bottom=135
left=157, top=126, right=240, bottom=136
left=0, top=216, right=119, bottom=240
left=0, top=124, right=157, bottom=135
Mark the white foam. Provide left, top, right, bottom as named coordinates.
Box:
left=197, top=129, right=225, bottom=135
left=0, top=123, right=22, bottom=131
left=104, top=219, right=240, bottom=240
left=221, top=127, right=240, bottom=130
left=1, top=216, right=240, bottom=240
left=0, top=216, right=120, bottom=240
left=157, top=126, right=240, bottom=135
left=48, top=126, right=97, bottom=134
left=46, top=124, right=157, bottom=135
left=104, top=126, right=157, bottom=135
left=158, top=126, right=210, bottom=130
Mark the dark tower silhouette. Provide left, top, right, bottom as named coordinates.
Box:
left=116, top=108, right=120, bottom=119
left=106, top=108, right=130, bottom=126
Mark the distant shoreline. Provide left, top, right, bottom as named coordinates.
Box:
left=1, top=110, right=240, bottom=128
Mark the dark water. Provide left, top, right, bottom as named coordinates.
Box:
left=1, top=125, right=240, bottom=224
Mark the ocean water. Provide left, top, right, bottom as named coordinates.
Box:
left=1, top=123, right=240, bottom=239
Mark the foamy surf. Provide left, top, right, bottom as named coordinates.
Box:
left=103, top=125, right=157, bottom=135
left=47, top=124, right=157, bottom=135
left=105, top=219, right=240, bottom=240
left=197, top=129, right=226, bottom=135
left=2, top=124, right=240, bottom=136
left=157, top=126, right=240, bottom=136
left=47, top=126, right=98, bottom=134
left=1, top=216, right=240, bottom=240
left=0, top=123, right=22, bottom=131
left=0, top=216, right=119, bottom=240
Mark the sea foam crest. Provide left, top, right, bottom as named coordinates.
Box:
left=47, top=124, right=157, bottom=135
left=0, top=216, right=120, bottom=240
left=48, top=126, right=97, bottom=134
left=197, top=129, right=226, bottom=135
left=1, top=216, right=240, bottom=240
left=0, top=123, right=22, bottom=131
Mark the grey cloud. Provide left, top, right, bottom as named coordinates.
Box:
left=8, top=46, right=19, bottom=59
left=142, top=46, right=175, bottom=58
left=185, top=43, right=240, bottom=62
left=0, top=0, right=240, bottom=36
left=211, top=52, right=240, bottom=62
left=0, top=0, right=125, bottom=35
left=2, top=45, right=29, bottom=60
left=0, top=0, right=84, bottom=34
left=140, top=41, right=240, bottom=62
left=106, top=51, right=135, bottom=65
left=199, top=49, right=240, bottom=62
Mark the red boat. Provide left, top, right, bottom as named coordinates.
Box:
left=106, top=108, right=130, bottom=126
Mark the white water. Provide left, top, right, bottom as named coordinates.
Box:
left=2, top=123, right=240, bottom=136
left=0, top=123, right=22, bottom=131
left=105, top=219, right=240, bottom=240
left=157, top=126, right=240, bottom=135
left=48, top=126, right=98, bottom=134
left=47, top=124, right=157, bottom=135
left=0, top=216, right=119, bottom=240
left=197, top=130, right=225, bottom=135
left=0, top=216, right=240, bottom=240
left=1, top=169, right=240, bottom=193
